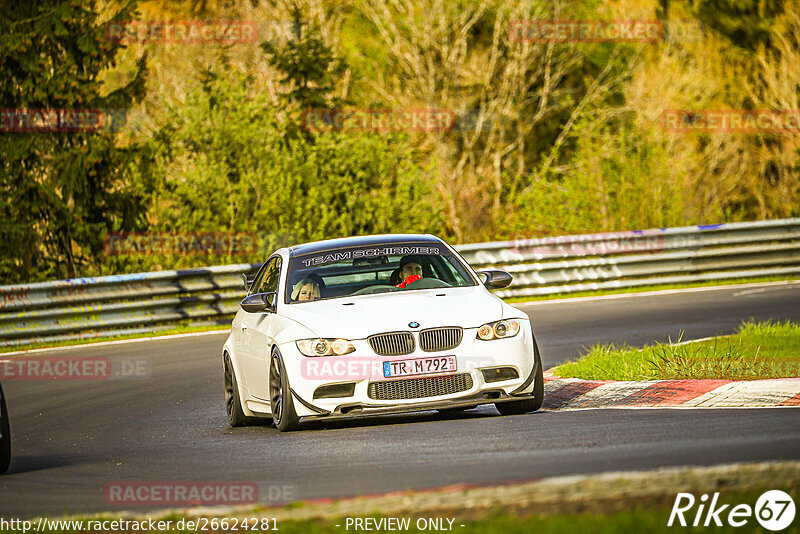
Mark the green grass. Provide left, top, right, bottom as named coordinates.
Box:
left=503, top=276, right=800, bottom=303
left=13, top=485, right=799, bottom=534
left=555, top=320, right=800, bottom=381
left=0, top=323, right=230, bottom=354
left=270, top=497, right=798, bottom=534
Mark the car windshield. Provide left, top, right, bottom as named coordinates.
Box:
left=285, top=242, right=476, bottom=303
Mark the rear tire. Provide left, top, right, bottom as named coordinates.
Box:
left=224, top=353, right=253, bottom=427
left=495, top=335, right=544, bottom=416
left=0, top=383, right=10, bottom=474
left=269, top=349, right=299, bottom=432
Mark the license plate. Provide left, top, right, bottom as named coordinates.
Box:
left=383, top=356, right=457, bottom=378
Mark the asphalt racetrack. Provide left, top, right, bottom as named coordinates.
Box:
left=1, top=282, right=799, bottom=518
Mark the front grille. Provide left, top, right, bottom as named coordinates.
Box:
left=368, top=332, right=415, bottom=356
left=419, top=327, right=463, bottom=352
left=368, top=373, right=473, bottom=400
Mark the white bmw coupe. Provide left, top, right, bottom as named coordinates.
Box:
left=222, top=234, right=543, bottom=431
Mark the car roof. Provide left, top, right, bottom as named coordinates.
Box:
left=288, top=234, right=442, bottom=258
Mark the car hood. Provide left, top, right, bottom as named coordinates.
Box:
left=279, top=286, right=505, bottom=339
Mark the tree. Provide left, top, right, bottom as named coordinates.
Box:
left=144, top=59, right=446, bottom=260
left=692, top=0, right=785, bottom=50
left=261, top=3, right=346, bottom=111
left=0, top=0, right=148, bottom=282
left=351, top=0, right=634, bottom=242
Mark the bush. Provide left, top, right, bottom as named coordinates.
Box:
left=117, top=62, right=447, bottom=272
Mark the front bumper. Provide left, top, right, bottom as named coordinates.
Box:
left=278, top=321, right=537, bottom=419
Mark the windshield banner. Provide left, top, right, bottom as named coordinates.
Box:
left=298, top=245, right=442, bottom=267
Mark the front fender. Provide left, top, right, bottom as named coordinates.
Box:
left=271, top=314, right=318, bottom=345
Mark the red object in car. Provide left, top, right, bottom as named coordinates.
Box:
left=395, top=274, right=421, bottom=288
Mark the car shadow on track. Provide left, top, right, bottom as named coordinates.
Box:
left=307, top=409, right=492, bottom=431
left=223, top=406, right=549, bottom=434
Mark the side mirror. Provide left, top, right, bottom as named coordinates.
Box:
left=477, top=269, right=513, bottom=290
left=241, top=292, right=277, bottom=313
left=242, top=273, right=256, bottom=292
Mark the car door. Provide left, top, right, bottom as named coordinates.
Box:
left=231, top=263, right=268, bottom=357
left=240, top=256, right=282, bottom=400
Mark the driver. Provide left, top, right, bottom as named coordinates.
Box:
left=395, top=255, right=424, bottom=287
left=399, top=255, right=423, bottom=279
left=291, top=278, right=321, bottom=301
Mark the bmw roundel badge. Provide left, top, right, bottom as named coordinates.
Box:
left=408, top=321, right=420, bottom=328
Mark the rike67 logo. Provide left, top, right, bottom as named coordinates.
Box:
left=669, top=490, right=796, bottom=531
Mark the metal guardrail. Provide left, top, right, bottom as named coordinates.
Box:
left=0, top=265, right=259, bottom=347
left=1, top=219, right=799, bottom=347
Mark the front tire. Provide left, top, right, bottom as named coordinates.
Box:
left=495, top=336, right=544, bottom=416
left=224, top=353, right=253, bottom=427
left=269, top=349, right=299, bottom=432
left=1, top=383, right=10, bottom=474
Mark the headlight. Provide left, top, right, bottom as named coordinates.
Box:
left=476, top=319, right=521, bottom=340
left=296, top=338, right=355, bottom=356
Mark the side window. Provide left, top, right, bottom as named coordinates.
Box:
left=258, top=257, right=282, bottom=296
left=247, top=262, right=268, bottom=296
